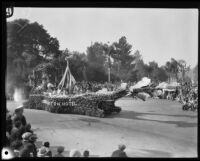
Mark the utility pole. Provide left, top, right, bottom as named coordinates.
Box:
left=108, top=46, right=112, bottom=83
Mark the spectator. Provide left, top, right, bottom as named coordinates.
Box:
left=6, top=134, right=10, bottom=147
left=24, top=123, right=33, bottom=134
left=22, top=132, right=32, bottom=144
left=12, top=105, right=27, bottom=127
left=10, top=140, right=23, bottom=157
left=28, top=134, right=38, bottom=157
left=69, top=149, right=81, bottom=157
left=83, top=150, right=90, bottom=157
left=37, top=146, right=47, bottom=157
left=19, top=143, right=34, bottom=157
left=54, top=146, right=65, bottom=157
left=111, top=144, right=128, bottom=157
left=6, top=113, right=13, bottom=135
left=43, top=142, right=52, bottom=157
left=10, top=121, right=23, bottom=143
left=21, top=132, right=37, bottom=157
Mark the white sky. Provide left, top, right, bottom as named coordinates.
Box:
left=7, top=8, right=198, bottom=68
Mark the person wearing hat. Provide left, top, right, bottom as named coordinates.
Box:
left=28, top=134, right=38, bottom=157
left=12, top=105, right=27, bottom=127
left=43, top=142, right=52, bottom=157
left=37, top=146, right=47, bottom=157
left=54, top=146, right=65, bottom=157
left=111, top=144, right=128, bottom=157
left=21, top=132, right=37, bottom=157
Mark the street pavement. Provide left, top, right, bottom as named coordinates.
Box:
left=6, top=97, right=198, bottom=157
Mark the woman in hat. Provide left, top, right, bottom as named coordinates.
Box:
left=37, top=146, right=47, bottom=157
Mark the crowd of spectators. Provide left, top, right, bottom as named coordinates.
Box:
left=179, top=82, right=198, bottom=111
left=6, top=105, right=128, bottom=158
left=154, top=82, right=198, bottom=111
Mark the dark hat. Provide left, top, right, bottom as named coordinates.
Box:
left=83, top=150, right=89, bottom=157
left=118, top=144, right=126, bottom=151
left=29, top=134, right=38, bottom=142
left=44, top=142, right=50, bottom=147
left=57, top=146, right=64, bottom=153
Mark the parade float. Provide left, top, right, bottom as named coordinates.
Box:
left=25, top=57, right=129, bottom=117
left=25, top=57, right=154, bottom=117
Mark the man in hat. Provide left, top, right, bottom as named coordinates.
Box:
left=111, top=144, right=128, bottom=157
left=12, top=105, right=27, bottom=127
left=28, top=133, right=38, bottom=157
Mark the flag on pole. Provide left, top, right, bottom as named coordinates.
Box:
left=58, top=60, right=76, bottom=93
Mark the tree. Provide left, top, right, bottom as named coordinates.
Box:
left=69, top=51, right=88, bottom=81
left=112, top=36, right=133, bottom=69
left=164, top=58, right=179, bottom=82
left=7, top=19, right=60, bottom=93
left=178, top=59, right=190, bottom=82
left=193, top=64, right=198, bottom=82
left=86, top=42, right=107, bottom=65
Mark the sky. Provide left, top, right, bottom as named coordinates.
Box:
left=7, top=8, right=198, bottom=68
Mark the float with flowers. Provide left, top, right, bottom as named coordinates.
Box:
left=25, top=57, right=154, bottom=117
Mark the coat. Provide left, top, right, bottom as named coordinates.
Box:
left=111, top=149, right=127, bottom=157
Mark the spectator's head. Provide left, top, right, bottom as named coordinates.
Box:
left=69, top=149, right=81, bottom=157
left=25, top=123, right=31, bottom=131
left=37, top=146, right=47, bottom=157
left=57, top=146, right=64, bottom=154
left=29, top=134, right=38, bottom=143
left=15, top=105, right=24, bottom=114
left=22, top=132, right=32, bottom=142
left=10, top=140, right=23, bottom=150
left=44, top=142, right=50, bottom=148
left=83, top=150, right=89, bottom=157
left=118, top=144, right=126, bottom=151
left=14, top=120, right=22, bottom=128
